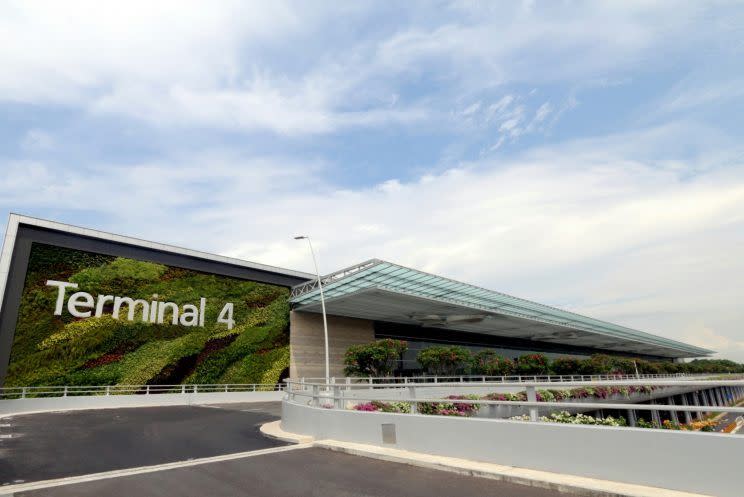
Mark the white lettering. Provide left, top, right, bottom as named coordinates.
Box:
left=46, top=280, right=79, bottom=315
left=157, top=301, right=179, bottom=325
left=45, top=281, right=234, bottom=329
left=179, top=304, right=199, bottom=326
left=67, top=291, right=95, bottom=318
left=113, top=296, right=150, bottom=322
left=199, top=297, right=206, bottom=327
left=95, top=295, right=114, bottom=317
left=217, top=303, right=235, bottom=330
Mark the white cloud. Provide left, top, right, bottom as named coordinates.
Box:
left=21, top=129, right=54, bottom=150
left=2, top=121, right=744, bottom=360
left=1, top=1, right=739, bottom=135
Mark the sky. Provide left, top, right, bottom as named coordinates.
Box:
left=1, top=1, right=743, bottom=360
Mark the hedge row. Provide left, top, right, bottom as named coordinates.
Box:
left=343, top=340, right=744, bottom=377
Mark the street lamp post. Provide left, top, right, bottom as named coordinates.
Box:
left=294, top=236, right=330, bottom=386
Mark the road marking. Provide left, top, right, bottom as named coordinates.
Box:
left=0, top=443, right=313, bottom=495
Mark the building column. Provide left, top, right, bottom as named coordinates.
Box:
left=692, top=391, right=703, bottom=420
left=650, top=400, right=662, bottom=426
left=667, top=396, right=679, bottom=424
left=627, top=409, right=637, bottom=427
left=715, top=387, right=725, bottom=407
left=679, top=394, right=692, bottom=424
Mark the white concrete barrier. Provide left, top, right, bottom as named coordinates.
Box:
left=282, top=399, right=740, bottom=497
left=0, top=391, right=284, bottom=417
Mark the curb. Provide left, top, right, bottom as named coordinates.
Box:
left=258, top=421, right=711, bottom=497
left=314, top=440, right=710, bottom=497
left=259, top=420, right=315, bottom=444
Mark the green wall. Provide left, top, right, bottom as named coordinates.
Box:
left=5, top=243, right=290, bottom=387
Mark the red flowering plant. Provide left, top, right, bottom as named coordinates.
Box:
left=550, top=357, right=582, bottom=375
left=344, top=339, right=407, bottom=377
left=515, top=353, right=549, bottom=375
left=471, top=351, right=515, bottom=376
left=419, top=395, right=480, bottom=416
left=416, top=346, right=471, bottom=376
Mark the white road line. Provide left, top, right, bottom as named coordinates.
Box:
left=0, top=443, right=313, bottom=495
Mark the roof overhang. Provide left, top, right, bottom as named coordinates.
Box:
left=290, top=259, right=713, bottom=359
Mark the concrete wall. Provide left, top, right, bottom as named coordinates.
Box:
left=282, top=400, right=741, bottom=497
left=290, top=311, right=374, bottom=379
left=0, top=391, right=283, bottom=417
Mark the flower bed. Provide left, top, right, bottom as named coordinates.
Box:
left=510, top=410, right=627, bottom=426
left=352, top=400, right=411, bottom=413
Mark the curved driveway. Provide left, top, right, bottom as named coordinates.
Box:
left=0, top=402, right=284, bottom=484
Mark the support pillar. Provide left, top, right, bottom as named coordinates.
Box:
left=650, top=400, right=662, bottom=427
left=668, top=396, right=679, bottom=425
left=715, top=387, right=725, bottom=407
left=526, top=386, right=538, bottom=422
left=692, top=391, right=703, bottom=420
left=627, top=409, right=637, bottom=427
left=679, top=394, right=692, bottom=424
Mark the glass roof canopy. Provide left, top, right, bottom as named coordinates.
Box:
left=289, top=259, right=712, bottom=359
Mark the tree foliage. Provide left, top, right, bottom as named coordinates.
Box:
left=343, top=339, right=407, bottom=377
left=416, top=345, right=470, bottom=375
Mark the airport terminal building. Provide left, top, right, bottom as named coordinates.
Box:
left=0, top=214, right=711, bottom=387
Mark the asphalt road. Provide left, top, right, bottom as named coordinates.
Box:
left=1, top=401, right=565, bottom=496
left=0, top=402, right=284, bottom=485
left=713, top=411, right=743, bottom=434
left=15, top=447, right=564, bottom=497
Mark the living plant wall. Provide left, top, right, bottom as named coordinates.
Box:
left=5, top=243, right=290, bottom=387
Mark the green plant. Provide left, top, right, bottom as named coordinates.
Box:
left=636, top=418, right=658, bottom=429
left=515, top=353, right=549, bottom=375
left=550, top=357, right=582, bottom=375
left=416, top=346, right=471, bottom=376
left=343, top=339, right=407, bottom=377
left=471, top=350, right=515, bottom=376
left=6, top=243, right=291, bottom=387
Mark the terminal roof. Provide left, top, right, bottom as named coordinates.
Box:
left=289, top=259, right=712, bottom=359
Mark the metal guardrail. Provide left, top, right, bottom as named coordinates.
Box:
left=298, top=373, right=722, bottom=385
left=0, top=383, right=283, bottom=400
left=285, top=378, right=744, bottom=425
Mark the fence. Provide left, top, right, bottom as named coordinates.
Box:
left=0, top=383, right=283, bottom=400
left=298, top=372, right=722, bottom=385
left=285, top=377, right=744, bottom=423
left=282, top=377, right=744, bottom=496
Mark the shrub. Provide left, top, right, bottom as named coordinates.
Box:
left=483, top=392, right=526, bottom=402
left=416, top=346, right=471, bottom=376
left=352, top=400, right=411, bottom=413
left=471, top=351, right=515, bottom=376
left=578, top=354, right=615, bottom=375
left=515, top=353, right=549, bottom=375
left=419, top=395, right=480, bottom=416
left=343, top=339, right=407, bottom=377
left=540, top=411, right=627, bottom=427
left=550, top=357, right=582, bottom=375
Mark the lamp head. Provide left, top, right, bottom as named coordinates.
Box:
left=293, top=235, right=307, bottom=240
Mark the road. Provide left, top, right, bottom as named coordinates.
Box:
left=0, top=402, right=565, bottom=497
left=0, top=402, right=285, bottom=484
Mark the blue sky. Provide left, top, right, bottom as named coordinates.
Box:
left=1, top=1, right=744, bottom=360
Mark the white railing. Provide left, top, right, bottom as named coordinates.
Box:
left=285, top=377, right=744, bottom=425
left=298, top=372, right=721, bottom=385
left=0, top=383, right=283, bottom=400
